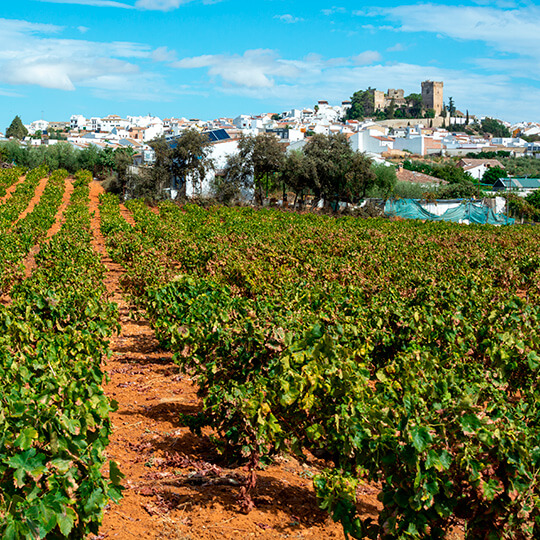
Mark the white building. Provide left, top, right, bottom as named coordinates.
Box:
left=70, top=115, right=87, bottom=130
left=27, top=120, right=49, bottom=135
left=349, top=128, right=394, bottom=155
left=233, top=115, right=252, bottom=129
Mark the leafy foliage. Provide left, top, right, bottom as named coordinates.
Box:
left=482, top=166, right=506, bottom=185
left=481, top=118, right=511, bottom=138
left=0, top=169, right=122, bottom=538
left=6, top=116, right=28, bottom=140
left=100, top=198, right=540, bottom=539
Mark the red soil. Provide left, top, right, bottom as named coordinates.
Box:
left=23, top=175, right=74, bottom=278
left=13, top=174, right=49, bottom=226
left=0, top=174, right=26, bottom=205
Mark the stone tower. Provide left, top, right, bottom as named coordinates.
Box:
left=421, top=81, right=444, bottom=116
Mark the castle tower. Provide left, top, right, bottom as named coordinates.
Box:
left=421, top=81, right=444, bottom=116
left=368, top=89, right=386, bottom=111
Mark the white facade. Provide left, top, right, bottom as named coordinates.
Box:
left=27, top=120, right=49, bottom=134
left=233, top=115, right=252, bottom=129
left=142, top=122, right=165, bottom=142
left=349, top=129, right=393, bottom=155
left=393, top=134, right=425, bottom=155
left=70, top=115, right=87, bottom=130
left=99, top=115, right=130, bottom=132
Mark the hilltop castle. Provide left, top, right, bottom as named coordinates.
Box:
left=369, top=81, right=444, bottom=116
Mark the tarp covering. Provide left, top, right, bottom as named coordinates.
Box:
left=384, top=199, right=514, bottom=225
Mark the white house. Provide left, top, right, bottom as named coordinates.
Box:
left=456, top=158, right=504, bottom=181
left=392, top=128, right=425, bottom=155
left=99, top=115, right=130, bottom=132
left=349, top=129, right=394, bottom=155
left=27, top=120, right=49, bottom=135
left=70, top=115, right=87, bottom=130
left=233, top=115, right=252, bottom=129
left=142, top=121, right=164, bottom=142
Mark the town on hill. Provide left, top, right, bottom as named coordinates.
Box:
left=2, top=79, right=540, bottom=223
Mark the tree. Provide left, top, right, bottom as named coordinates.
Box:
left=303, top=133, right=355, bottom=208
left=215, top=150, right=261, bottom=205
left=78, top=144, right=101, bottom=176
left=6, top=116, right=28, bottom=140
left=146, top=136, right=172, bottom=198
left=235, top=133, right=286, bottom=205
left=346, top=89, right=375, bottom=120
left=385, top=98, right=396, bottom=120
left=525, top=190, right=540, bottom=210
left=282, top=150, right=317, bottom=208
left=437, top=181, right=480, bottom=198
left=466, top=110, right=470, bottom=126
left=98, top=147, right=116, bottom=177
left=482, top=166, right=506, bottom=186
left=481, top=118, right=511, bottom=138
left=434, top=163, right=474, bottom=184
left=371, top=163, right=397, bottom=197
left=448, top=97, right=456, bottom=118
left=170, top=129, right=213, bottom=196
left=344, top=152, right=376, bottom=201
left=114, top=147, right=135, bottom=195
left=406, top=93, right=423, bottom=118
left=425, top=108, right=435, bottom=119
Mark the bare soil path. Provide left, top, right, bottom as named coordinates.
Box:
left=12, top=174, right=49, bottom=226
left=23, top=176, right=74, bottom=279
left=0, top=174, right=26, bottom=205
left=88, top=182, right=379, bottom=539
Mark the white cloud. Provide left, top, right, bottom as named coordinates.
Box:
left=387, top=43, right=405, bottom=52
left=352, top=50, right=382, bottom=65
left=36, top=0, right=134, bottom=8
left=77, top=25, right=89, bottom=33
left=151, top=46, right=177, bottom=62
left=274, top=14, right=304, bottom=24
left=0, top=17, right=169, bottom=100
left=321, top=6, right=346, bottom=16
left=173, top=49, right=307, bottom=88
left=37, top=0, right=221, bottom=9
left=134, top=0, right=192, bottom=10
left=380, top=4, right=540, bottom=59
left=0, top=87, right=23, bottom=98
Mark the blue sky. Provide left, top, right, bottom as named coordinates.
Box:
left=1, top=0, right=539, bottom=131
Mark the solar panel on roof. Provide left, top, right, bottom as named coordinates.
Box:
left=204, top=129, right=230, bottom=142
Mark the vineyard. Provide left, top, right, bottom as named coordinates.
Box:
left=1, top=167, right=540, bottom=539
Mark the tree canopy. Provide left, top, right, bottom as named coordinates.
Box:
left=482, top=166, right=506, bottom=186
left=6, top=116, right=28, bottom=140
left=481, top=118, right=511, bottom=138
left=147, top=129, right=213, bottom=198
left=345, top=89, right=375, bottom=120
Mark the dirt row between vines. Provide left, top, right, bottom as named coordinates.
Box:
left=13, top=174, right=49, bottom=226
left=23, top=175, right=74, bottom=278
left=0, top=174, right=72, bottom=305
left=0, top=174, right=26, bottom=205
left=88, top=182, right=381, bottom=539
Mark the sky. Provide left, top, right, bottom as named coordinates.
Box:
left=1, top=0, right=539, bottom=131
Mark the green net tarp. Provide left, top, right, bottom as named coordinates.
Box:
left=384, top=199, right=514, bottom=225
